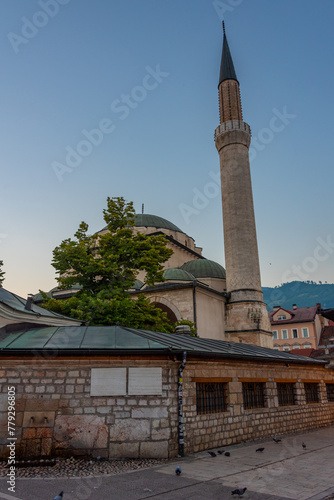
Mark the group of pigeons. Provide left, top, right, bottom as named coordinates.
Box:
left=53, top=438, right=307, bottom=499
left=174, top=437, right=307, bottom=498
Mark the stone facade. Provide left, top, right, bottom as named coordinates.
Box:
left=0, top=359, right=178, bottom=460
left=0, top=355, right=333, bottom=460
left=183, top=360, right=334, bottom=453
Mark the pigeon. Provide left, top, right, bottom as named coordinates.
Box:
left=54, top=493, right=63, bottom=500
left=232, top=487, right=247, bottom=497
left=225, top=452, right=230, bottom=457
left=208, top=451, right=216, bottom=457
left=218, top=449, right=225, bottom=454
left=302, top=442, right=306, bottom=449
left=175, top=466, right=182, bottom=476
left=273, top=437, right=281, bottom=443
left=256, top=447, right=264, bottom=452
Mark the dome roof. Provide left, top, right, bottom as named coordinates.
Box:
left=101, top=214, right=183, bottom=233
left=181, top=259, right=226, bottom=279
left=163, top=268, right=195, bottom=281
left=134, top=214, right=182, bottom=233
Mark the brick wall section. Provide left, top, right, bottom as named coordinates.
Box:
left=183, top=360, right=334, bottom=454
left=0, top=359, right=178, bottom=460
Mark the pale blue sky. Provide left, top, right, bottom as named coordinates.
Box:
left=1, top=0, right=334, bottom=297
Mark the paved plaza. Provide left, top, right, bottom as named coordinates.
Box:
left=0, top=426, right=334, bottom=499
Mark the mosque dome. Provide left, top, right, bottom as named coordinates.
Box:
left=180, top=259, right=226, bottom=279
left=102, top=214, right=183, bottom=233
left=134, top=214, right=183, bottom=232
left=163, top=268, right=195, bottom=281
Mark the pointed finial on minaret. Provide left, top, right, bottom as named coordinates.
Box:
left=222, top=20, right=226, bottom=36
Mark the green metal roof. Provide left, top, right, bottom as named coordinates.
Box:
left=0, top=325, right=326, bottom=365
left=0, top=288, right=79, bottom=321
left=163, top=269, right=195, bottom=281
left=130, top=279, right=144, bottom=290
left=181, top=259, right=226, bottom=279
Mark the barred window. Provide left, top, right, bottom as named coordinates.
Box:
left=196, top=382, right=227, bottom=414
left=277, top=383, right=295, bottom=406
left=326, top=384, right=334, bottom=402
left=304, top=383, right=319, bottom=403
left=243, top=382, right=265, bottom=409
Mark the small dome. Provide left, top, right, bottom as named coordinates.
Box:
left=181, top=259, right=226, bottom=279
left=163, top=268, right=195, bottom=281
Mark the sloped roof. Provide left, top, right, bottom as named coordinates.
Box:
left=0, top=288, right=81, bottom=323
left=0, top=325, right=325, bottom=365
left=270, top=306, right=318, bottom=325
left=319, top=326, right=334, bottom=345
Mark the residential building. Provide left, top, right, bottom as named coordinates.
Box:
left=270, top=304, right=328, bottom=351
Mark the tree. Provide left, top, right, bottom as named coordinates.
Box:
left=0, top=260, right=4, bottom=288
left=42, top=197, right=174, bottom=331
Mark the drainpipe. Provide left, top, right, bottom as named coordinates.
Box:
left=192, top=280, right=197, bottom=334
left=178, top=351, right=187, bottom=457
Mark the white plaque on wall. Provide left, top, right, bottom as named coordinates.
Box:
left=128, top=367, right=162, bottom=395
left=90, top=368, right=126, bottom=396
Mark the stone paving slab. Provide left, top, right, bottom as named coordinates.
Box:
left=0, top=426, right=333, bottom=499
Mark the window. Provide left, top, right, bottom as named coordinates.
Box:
left=273, top=344, right=280, bottom=350
left=326, top=384, right=334, bottom=402
left=243, top=382, right=265, bottom=409
left=277, top=383, right=295, bottom=406
left=293, top=343, right=300, bottom=350
left=196, top=382, right=227, bottom=414
left=272, top=330, right=278, bottom=340
left=278, top=315, right=286, bottom=320
left=292, top=328, right=298, bottom=339
left=302, top=328, right=309, bottom=338
left=303, top=342, right=312, bottom=349
left=282, top=345, right=290, bottom=351
left=282, top=329, right=288, bottom=339
left=304, top=383, right=319, bottom=403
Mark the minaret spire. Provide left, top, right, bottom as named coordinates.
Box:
left=218, top=24, right=242, bottom=123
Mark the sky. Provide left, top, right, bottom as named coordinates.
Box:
left=1, top=0, right=334, bottom=298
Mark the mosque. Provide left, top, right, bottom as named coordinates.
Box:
left=35, top=23, right=273, bottom=347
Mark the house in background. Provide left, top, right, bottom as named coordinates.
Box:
left=270, top=304, right=328, bottom=352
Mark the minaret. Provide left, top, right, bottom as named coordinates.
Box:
left=215, top=23, right=272, bottom=347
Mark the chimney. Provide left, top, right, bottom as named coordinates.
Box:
left=293, top=304, right=297, bottom=310
left=25, top=294, right=34, bottom=311
left=273, top=305, right=280, bottom=311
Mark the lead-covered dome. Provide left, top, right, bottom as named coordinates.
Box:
left=180, top=259, right=226, bottom=279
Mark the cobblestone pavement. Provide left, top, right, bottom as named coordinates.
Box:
left=0, top=426, right=333, bottom=499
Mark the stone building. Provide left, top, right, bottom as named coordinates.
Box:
left=0, top=326, right=333, bottom=459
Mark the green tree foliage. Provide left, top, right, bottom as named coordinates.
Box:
left=0, top=260, right=5, bottom=288
left=42, top=197, right=174, bottom=331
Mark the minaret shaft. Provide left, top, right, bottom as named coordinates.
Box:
left=215, top=29, right=272, bottom=348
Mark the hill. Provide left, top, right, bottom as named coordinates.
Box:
left=262, top=281, right=334, bottom=311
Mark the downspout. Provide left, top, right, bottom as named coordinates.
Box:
left=193, top=280, right=197, bottom=334
left=178, top=351, right=187, bottom=457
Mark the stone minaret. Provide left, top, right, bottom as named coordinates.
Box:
left=215, top=24, right=272, bottom=348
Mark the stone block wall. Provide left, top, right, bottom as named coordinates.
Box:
left=183, top=360, right=334, bottom=454
left=0, top=359, right=178, bottom=460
